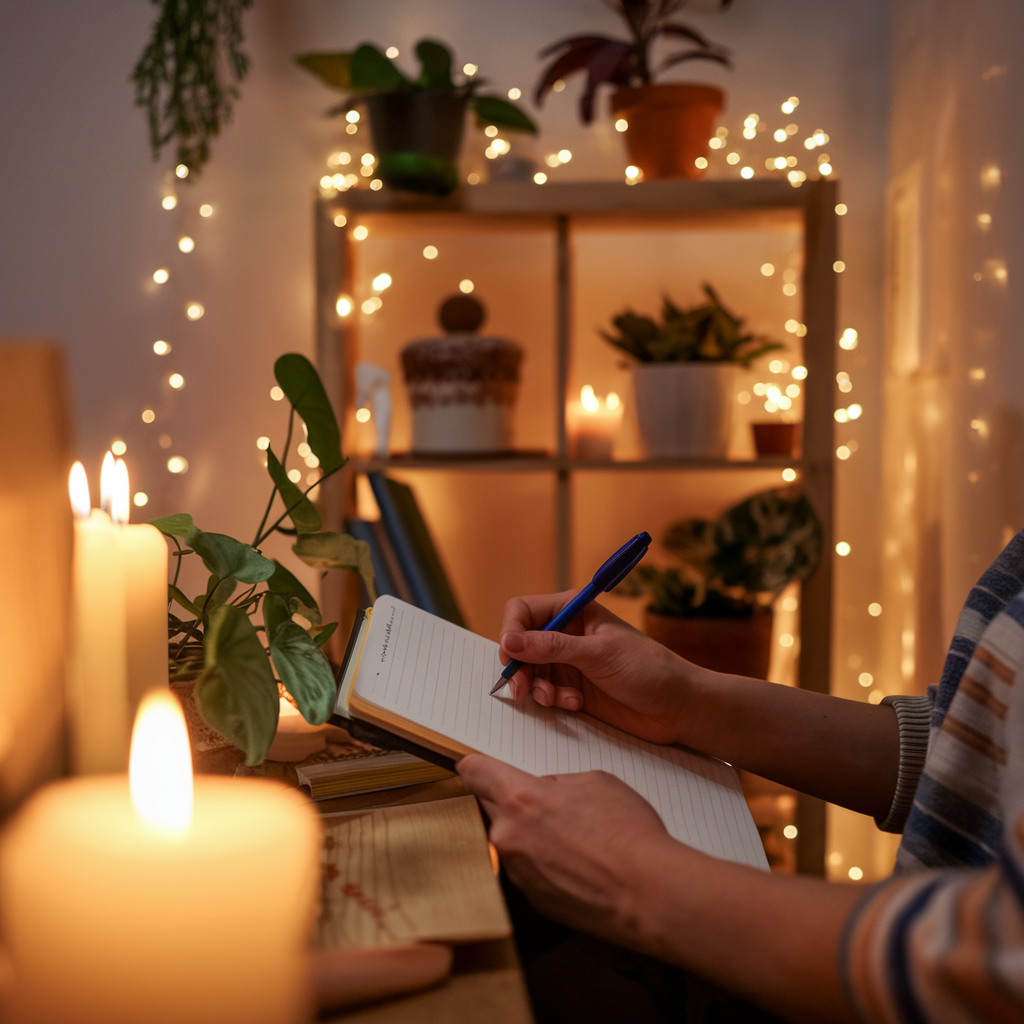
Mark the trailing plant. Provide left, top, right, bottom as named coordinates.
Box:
left=536, top=0, right=732, bottom=123
left=150, top=353, right=374, bottom=765
left=602, top=285, right=785, bottom=365
left=616, top=487, right=821, bottom=616
left=132, top=0, right=254, bottom=174
left=296, top=39, right=537, bottom=133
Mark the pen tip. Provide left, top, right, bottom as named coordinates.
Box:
left=489, top=676, right=508, bottom=696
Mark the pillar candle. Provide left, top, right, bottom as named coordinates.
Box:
left=566, top=385, right=624, bottom=460
left=0, top=692, right=321, bottom=1024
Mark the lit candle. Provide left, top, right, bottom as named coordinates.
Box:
left=0, top=691, right=320, bottom=1024
left=566, top=385, right=624, bottom=459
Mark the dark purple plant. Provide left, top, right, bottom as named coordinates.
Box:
left=535, top=0, right=732, bottom=123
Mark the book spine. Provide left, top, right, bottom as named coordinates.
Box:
left=346, top=519, right=396, bottom=599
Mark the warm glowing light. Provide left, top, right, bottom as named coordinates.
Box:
left=858, top=672, right=873, bottom=687
left=320, top=176, right=333, bottom=189
left=625, top=165, right=641, bottom=180
left=159, top=434, right=172, bottom=449
left=743, top=115, right=758, bottom=128
left=169, top=373, right=184, bottom=389
left=819, top=162, right=833, bottom=176
left=423, top=245, right=438, bottom=260
left=352, top=225, right=368, bottom=240
left=834, top=408, right=849, bottom=423
left=783, top=824, right=798, bottom=838
left=167, top=456, right=188, bottom=474
left=839, top=328, right=858, bottom=350
left=99, top=451, right=116, bottom=516
left=773, top=129, right=787, bottom=143
left=970, top=418, right=990, bottom=438
left=270, top=386, right=284, bottom=402
left=782, top=282, right=797, bottom=296
left=336, top=295, right=353, bottom=317
left=111, top=458, right=130, bottom=525
left=743, top=128, right=756, bottom=140
left=256, top=436, right=270, bottom=451
left=361, top=299, right=377, bottom=315
left=552, top=79, right=566, bottom=92
left=372, top=273, right=392, bottom=292
left=369, top=177, right=383, bottom=191
left=175, top=164, right=189, bottom=179
left=726, top=153, right=739, bottom=166
left=980, top=163, right=1001, bottom=188
left=142, top=409, right=155, bottom=423
left=333, top=214, right=347, bottom=229
left=740, top=166, right=754, bottom=179
left=133, top=492, right=149, bottom=507
left=833, top=260, right=845, bottom=272
left=111, top=439, right=127, bottom=456
left=737, top=391, right=751, bottom=404
left=68, top=462, right=91, bottom=519
left=848, top=866, right=864, bottom=881
left=847, top=403, right=862, bottom=419
left=534, top=171, right=548, bottom=184
left=784, top=384, right=799, bottom=399
left=606, top=392, right=621, bottom=411
left=768, top=359, right=785, bottom=374
left=968, top=367, right=986, bottom=381
left=835, top=203, right=848, bottom=216
left=161, top=195, right=177, bottom=210
left=186, top=303, right=204, bottom=320
left=287, top=468, right=302, bottom=484
left=615, top=118, right=628, bottom=132
left=508, top=87, right=521, bottom=100
left=346, top=110, right=360, bottom=124
left=558, top=149, right=572, bottom=163
left=153, top=268, right=169, bottom=284
left=837, top=372, right=852, bottom=393
left=836, top=541, right=851, bottom=556
left=355, top=407, right=371, bottom=423
left=459, top=279, right=475, bottom=294
left=385, top=46, right=399, bottom=58
left=784, top=319, right=799, bottom=334
left=709, top=137, right=724, bottom=149
left=781, top=468, right=797, bottom=482
left=580, top=385, right=599, bottom=413
left=130, top=690, right=193, bottom=838
left=463, top=62, right=478, bottom=76
left=761, top=263, right=775, bottom=276
left=695, top=157, right=708, bottom=169
left=779, top=633, right=795, bottom=647
left=792, top=365, right=808, bottom=380
left=153, top=340, right=170, bottom=355
left=753, top=383, right=766, bottom=396
left=200, top=204, right=213, bottom=217
left=868, top=602, right=882, bottom=617
left=178, top=236, right=195, bottom=253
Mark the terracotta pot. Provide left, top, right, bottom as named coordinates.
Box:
left=752, top=422, right=802, bottom=457
left=644, top=610, right=773, bottom=679
left=632, top=362, right=737, bottom=458
left=610, top=84, right=724, bottom=180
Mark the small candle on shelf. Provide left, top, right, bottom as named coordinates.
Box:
left=567, top=385, right=624, bottom=460
left=0, top=690, right=320, bottom=1024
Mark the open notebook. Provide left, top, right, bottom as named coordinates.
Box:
left=333, top=596, right=768, bottom=870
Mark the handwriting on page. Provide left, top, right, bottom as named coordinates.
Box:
left=360, top=598, right=767, bottom=869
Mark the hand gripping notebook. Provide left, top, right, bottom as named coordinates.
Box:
left=331, top=595, right=768, bottom=869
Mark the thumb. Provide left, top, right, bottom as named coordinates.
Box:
left=501, top=628, right=591, bottom=667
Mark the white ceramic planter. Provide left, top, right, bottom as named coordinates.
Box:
left=632, top=362, right=738, bottom=458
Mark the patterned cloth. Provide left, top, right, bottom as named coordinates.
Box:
left=841, top=532, right=1024, bottom=1021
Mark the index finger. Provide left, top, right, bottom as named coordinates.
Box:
left=457, top=753, right=537, bottom=805
left=500, top=590, right=581, bottom=642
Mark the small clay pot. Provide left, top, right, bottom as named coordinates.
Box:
left=752, top=422, right=801, bottom=457
left=611, top=84, right=724, bottom=181
left=643, top=610, right=773, bottom=680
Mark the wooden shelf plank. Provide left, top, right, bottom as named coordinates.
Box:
left=347, top=454, right=800, bottom=473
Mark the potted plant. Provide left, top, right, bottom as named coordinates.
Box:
left=617, top=487, right=821, bottom=678
left=297, top=39, right=537, bottom=197
left=535, top=0, right=732, bottom=180
left=602, top=285, right=784, bottom=457
left=150, top=353, right=374, bottom=769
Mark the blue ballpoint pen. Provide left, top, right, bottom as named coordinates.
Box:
left=490, top=531, right=653, bottom=696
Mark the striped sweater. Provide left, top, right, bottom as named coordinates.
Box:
left=842, top=533, right=1024, bottom=1021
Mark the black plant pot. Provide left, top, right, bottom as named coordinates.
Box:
left=364, top=91, right=466, bottom=197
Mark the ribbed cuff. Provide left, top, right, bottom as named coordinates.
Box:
left=875, top=695, right=933, bottom=833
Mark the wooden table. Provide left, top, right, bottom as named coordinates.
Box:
left=315, top=778, right=534, bottom=1024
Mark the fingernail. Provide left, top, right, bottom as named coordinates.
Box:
left=504, top=632, right=525, bottom=654
left=564, top=695, right=581, bottom=711
left=532, top=686, right=550, bottom=707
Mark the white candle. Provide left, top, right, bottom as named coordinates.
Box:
left=0, top=691, right=320, bottom=1024
left=567, top=385, right=623, bottom=459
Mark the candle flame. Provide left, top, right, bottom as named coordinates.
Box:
left=99, top=451, right=116, bottom=517
left=606, top=392, right=621, bottom=411
left=111, top=458, right=130, bottom=525
left=580, top=385, right=599, bottom=413
left=129, top=690, right=194, bottom=838
left=68, top=462, right=91, bottom=519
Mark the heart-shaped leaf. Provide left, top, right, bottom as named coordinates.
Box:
left=269, top=620, right=337, bottom=725
left=194, top=605, right=280, bottom=765
left=190, top=530, right=275, bottom=584
left=148, top=513, right=195, bottom=538
left=293, top=531, right=376, bottom=602
left=349, top=43, right=410, bottom=91
left=168, top=584, right=200, bottom=616
left=415, top=39, right=453, bottom=90
left=294, top=51, right=352, bottom=91
left=471, top=95, right=538, bottom=134
left=267, top=560, right=321, bottom=625
left=273, top=354, right=345, bottom=474
left=266, top=446, right=322, bottom=534
left=314, top=622, right=338, bottom=648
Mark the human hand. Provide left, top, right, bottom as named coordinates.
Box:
left=499, top=592, right=708, bottom=746
left=458, top=753, right=683, bottom=946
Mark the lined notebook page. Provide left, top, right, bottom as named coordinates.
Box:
left=355, top=597, right=767, bottom=869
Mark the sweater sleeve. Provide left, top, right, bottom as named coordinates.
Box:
left=875, top=695, right=933, bottom=834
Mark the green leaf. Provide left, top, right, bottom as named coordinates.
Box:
left=265, top=446, right=322, bottom=534
left=293, top=531, right=376, bottom=602
left=203, top=573, right=238, bottom=610
left=269, top=620, right=337, bottom=725
left=195, top=605, right=280, bottom=765
left=415, top=39, right=453, bottom=90
left=148, top=513, right=194, bottom=537
left=294, top=52, right=352, bottom=91
left=273, top=354, right=345, bottom=474
left=168, top=584, right=200, bottom=616
left=262, top=592, right=291, bottom=646
left=350, top=43, right=410, bottom=91
left=314, top=621, right=339, bottom=648
left=190, top=530, right=275, bottom=584
left=267, top=560, right=321, bottom=625
left=471, top=94, right=538, bottom=134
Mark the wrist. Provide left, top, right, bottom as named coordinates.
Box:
left=662, top=650, right=716, bottom=748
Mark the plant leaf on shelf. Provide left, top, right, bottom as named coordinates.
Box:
left=190, top=530, right=275, bottom=584
left=294, top=51, right=351, bottom=91
left=148, top=513, right=195, bottom=537
left=350, top=43, right=411, bottom=91
left=274, top=353, right=345, bottom=474
left=471, top=95, right=538, bottom=133
left=415, top=39, right=453, bottom=90
left=168, top=584, right=200, bottom=617
left=267, top=560, right=321, bottom=625
left=266, top=446, right=322, bottom=534
left=293, top=531, right=376, bottom=602
left=313, top=621, right=338, bottom=648
left=194, top=604, right=279, bottom=765
left=269, top=620, right=337, bottom=725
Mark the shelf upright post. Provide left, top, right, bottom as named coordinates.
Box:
left=555, top=214, right=572, bottom=591
left=794, top=179, right=838, bottom=876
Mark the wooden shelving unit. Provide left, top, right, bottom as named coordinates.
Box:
left=313, top=178, right=837, bottom=874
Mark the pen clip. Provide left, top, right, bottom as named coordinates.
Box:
left=592, top=531, right=652, bottom=592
